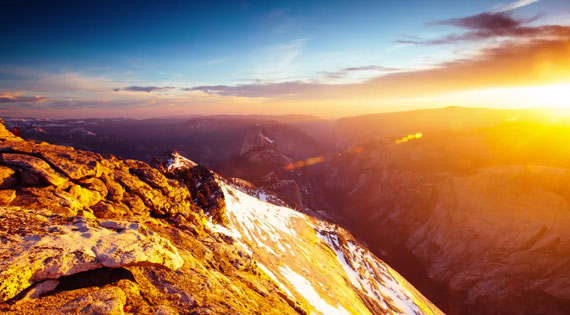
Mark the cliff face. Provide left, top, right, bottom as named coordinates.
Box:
left=234, top=124, right=332, bottom=218
left=0, top=121, right=441, bottom=315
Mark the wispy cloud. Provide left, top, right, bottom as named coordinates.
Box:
left=204, top=57, right=231, bottom=65
left=186, top=36, right=570, bottom=100
left=341, top=65, right=399, bottom=72
left=492, top=0, right=540, bottom=13
left=252, top=38, right=309, bottom=79
left=0, top=91, right=48, bottom=103
left=188, top=81, right=318, bottom=97
left=398, top=11, right=570, bottom=44
left=318, top=65, right=399, bottom=81
left=113, top=86, right=174, bottom=93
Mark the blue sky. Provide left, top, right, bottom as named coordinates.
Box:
left=1, top=0, right=570, bottom=118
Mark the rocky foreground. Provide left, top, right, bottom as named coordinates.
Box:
left=0, top=120, right=441, bottom=315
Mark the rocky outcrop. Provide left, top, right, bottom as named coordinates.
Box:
left=0, top=120, right=195, bottom=220
left=56, top=286, right=127, bottom=315
left=154, top=150, right=198, bottom=175
left=0, top=206, right=183, bottom=302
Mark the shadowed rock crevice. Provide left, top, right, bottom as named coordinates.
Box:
left=54, top=267, right=135, bottom=292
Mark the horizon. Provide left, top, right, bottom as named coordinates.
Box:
left=0, top=105, right=556, bottom=120
left=1, top=0, right=570, bottom=118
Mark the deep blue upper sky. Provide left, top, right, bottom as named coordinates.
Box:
left=1, top=0, right=553, bottom=81
left=1, top=0, right=569, bottom=117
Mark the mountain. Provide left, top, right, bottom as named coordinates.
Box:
left=0, top=120, right=441, bottom=315
left=218, top=123, right=333, bottom=219
left=331, top=106, right=554, bottom=150
left=316, top=107, right=570, bottom=314
left=1, top=116, right=324, bottom=166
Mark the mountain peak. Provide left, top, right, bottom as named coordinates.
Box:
left=240, top=124, right=276, bottom=155
left=165, top=150, right=197, bottom=171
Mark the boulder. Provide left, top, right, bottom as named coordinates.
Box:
left=56, top=286, right=127, bottom=315
left=0, top=189, right=16, bottom=205
left=78, top=177, right=108, bottom=198
left=39, top=150, right=102, bottom=180
left=0, top=120, right=23, bottom=142
left=0, top=166, right=17, bottom=188
left=91, top=201, right=127, bottom=218
left=102, top=173, right=124, bottom=202
left=1, top=153, right=67, bottom=186
left=11, top=186, right=81, bottom=216
left=0, top=207, right=184, bottom=302
left=69, top=184, right=103, bottom=208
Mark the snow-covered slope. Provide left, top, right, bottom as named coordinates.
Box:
left=210, top=181, right=443, bottom=315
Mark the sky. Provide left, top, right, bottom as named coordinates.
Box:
left=1, top=0, right=569, bottom=118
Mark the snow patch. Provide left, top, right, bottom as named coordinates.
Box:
left=318, top=228, right=424, bottom=314
left=279, top=265, right=350, bottom=315
left=257, top=263, right=295, bottom=298
left=166, top=153, right=197, bottom=171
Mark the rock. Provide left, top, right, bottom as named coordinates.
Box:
left=114, top=169, right=172, bottom=215
left=102, top=173, right=124, bottom=202
left=39, top=150, right=102, bottom=180
left=153, top=150, right=197, bottom=175
left=153, top=305, right=179, bottom=315
left=1, top=153, right=67, bottom=186
left=179, top=165, right=228, bottom=225
left=11, top=186, right=81, bottom=216
left=0, top=189, right=16, bottom=204
left=0, top=207, right=184, bottom=302
left=0, top=120, right=23, bottom=142
left=18, top=279, right=60, bottom=302
left=122, top=192, right=148, bottom=215
left=79, top=177, right=108, bottom=198
left=57, top=286, right=126, bottom=315
left=126, top=160, right=193, bottom=216
left=69, top=184, right=103, bottom=208
left=267, top=180, right=303, bottom=210
left=91, top=201, right=126, bottom=218
left=0, top=166, right=16, bottom=188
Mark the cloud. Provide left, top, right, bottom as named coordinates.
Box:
left=399, top=12, right=570, bottom=44
left=190, top=65, right=398, bottom=95
left=252, top=38, right=309, bottom=79
left=341, top=65, right=398, bottom=72
left=185, top=37, right=570, bottom=100
left=204, top=57, right=231, bottom=65
left=0, top=68, right=116, bottom=94
left=492, top=0, right=540, bottom=13
left=318, top=65, right=399, bottom=81
left=188, top=81, right=319, bottom=97
left=114, top=86, right=174, bottom=92
left=0, top=91, right=47, bottom=103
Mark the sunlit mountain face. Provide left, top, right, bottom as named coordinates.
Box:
left=2, top=0, right=570, bottom=314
